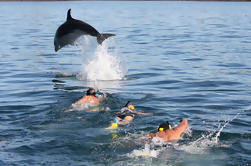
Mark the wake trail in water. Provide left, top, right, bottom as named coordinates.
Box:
left=75, top=37, right=125, bottom=81
left=127, top=107, right=248, bottom=158
left=176, top=109, right=245, bottom=154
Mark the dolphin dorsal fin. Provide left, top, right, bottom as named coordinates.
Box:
left=67, top=9, right=73, bottom=21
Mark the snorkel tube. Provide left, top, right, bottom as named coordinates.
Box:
left=124, top=101, right=131, bottom=107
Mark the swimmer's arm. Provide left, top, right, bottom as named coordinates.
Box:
left=136, top=112, right=153, bottom=116
left=173, top=119, right=188, bottom=135
left=117, top=119, right=131, bottom=125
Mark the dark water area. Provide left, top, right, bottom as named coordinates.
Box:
left=0, top=1, right=251, bottom=165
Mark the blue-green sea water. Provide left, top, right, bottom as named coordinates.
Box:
left=0, top=1, right=251, bottom=165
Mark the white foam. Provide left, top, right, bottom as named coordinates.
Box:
left=151, top=136, right=166, bottom=146
left=66, top=103, right=90, bottom=112
left=121, top=131, right=168, bottom=158
left=125, top=110, right=245, bottom=160
left=129, top=144, right=159, bottom=158
left=175, top=112, right=241, bottom=154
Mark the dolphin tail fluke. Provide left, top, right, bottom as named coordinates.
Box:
left=97, top=33, right=115, bottom=44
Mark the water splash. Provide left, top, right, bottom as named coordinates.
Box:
left=176, top=111, right=242, bottom=154
left=129, top=144, right=159, bottom=158
left=75, top=36, right=124, bottom=81
left=66, top=103, right=111, bottom=112
left=122, top=131, right=167, bottom=158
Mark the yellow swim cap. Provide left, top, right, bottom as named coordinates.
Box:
left=128, top=105, right=135, bottom=111
left=159, top=127, right=164, bottom=131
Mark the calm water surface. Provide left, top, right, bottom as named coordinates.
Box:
left=0, top=1, right=251, bottom=166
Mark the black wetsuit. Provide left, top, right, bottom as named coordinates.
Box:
left=117, top=107, right=136, bottom=119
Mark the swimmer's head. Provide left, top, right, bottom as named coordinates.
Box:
left=124, top=101, right=135, bottom=111
left=86, top=88, right=96, bottom=96
left=128, top=104, right=135, bottom=111
left=158, top=121, right=172, bottom=131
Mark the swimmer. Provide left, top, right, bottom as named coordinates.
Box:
left=73, top=88, right=99, bottom=106
left=116, top=101, right=152, bottom=125
left=106, top=101, right=152, bottom=129
left=148, top=119, right=188, bottom=142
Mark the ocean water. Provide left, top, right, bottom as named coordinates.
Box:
left=0, top=1, right=251, bottom=165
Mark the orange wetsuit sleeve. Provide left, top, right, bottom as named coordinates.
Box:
left=74, top=96, right=88, bottom=105
left=173, top=119, right=188, bottom=135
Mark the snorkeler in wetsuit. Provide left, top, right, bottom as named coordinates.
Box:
left=106, top=101, right=152, bottom=129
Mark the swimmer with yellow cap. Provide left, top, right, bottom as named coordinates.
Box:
left=148, top=119, right=188, bottom=142
left=106, top=101, right=152, bottom=129
left=158, top=121, right=172, bottom=131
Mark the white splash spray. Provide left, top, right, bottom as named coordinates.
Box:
left=75, top=36, right=124, bottom=81
left=175, top=111, right=243, bottom=154
left=125, top=108, right=248, bottom=160
left=130, top=144, right=159, bottom=158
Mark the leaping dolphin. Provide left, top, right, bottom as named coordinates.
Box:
left=54, top=9, right=115, bottom=52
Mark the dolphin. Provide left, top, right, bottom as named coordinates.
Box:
left=54, top=9, right=115, bottom=52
